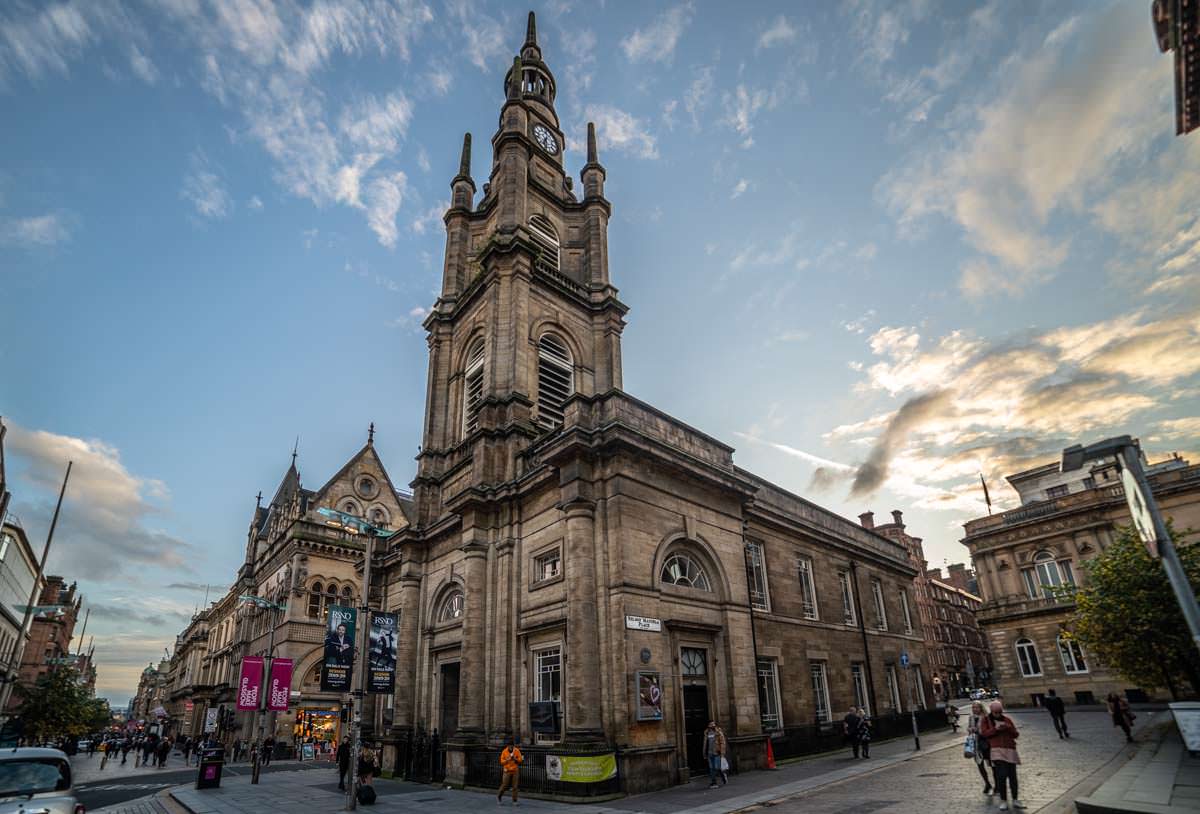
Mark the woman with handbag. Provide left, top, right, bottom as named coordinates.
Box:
left=980, top=701, right=1026, bottom=811
left=966, top=701, right=994, bottom=797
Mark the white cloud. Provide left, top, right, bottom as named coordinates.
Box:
left=247, top=195, right=263, bottom=210
left=425, top=68, right=452, bottom=95
left=0, top=213, right=71, bottom=248
left=0, top=1, right=109, bottom=85
left=364, top=171, right=408, bottom=248
left=730, top=179, right=749, bottom=200
left=128, top=42, right=157, bottom=83
left=584, top=104, right=658, bottom=159
left=448, top=0, right=505, bottom=73
left=6, top=422, right=192, bottom=579
left=757, top=15, right=797, bottom=50
left=339, top=91, right=413, bottom=154
left=683, top=65, right=714, bottom=129
left=410, top=199, right=448, bottom=235
left=415, top=145, right=431, bottom=173
left=878, top=2, right=1172, bottom=298
left=621, top=3, right=693, bottom=64
left=854, top=242, right=877, bottom=261
left=181, top=151, right=231, bottom=220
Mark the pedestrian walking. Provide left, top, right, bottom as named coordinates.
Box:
left=157, top=736, right=171, bottom=768
left=856, top=708, right=872, bottom=758
left=1106, top=693, right=1135, bottom=742
left=87, top=739, right=96, bottom=758
left=702, top=720, right=728, bottom=789
left=261, top=736, right=275, bottom=767
left=358, top=745, right=377, bottom=786
left=336, top=737, right=351, bottom=791
left=842, top=708, right=862, bottom=759
left=99, top=740, right=109, bottom=771
left=980, top=701, right=1025, bottom=811
left=231, top=737, right=242, bottom=763
left=966, top=701, right=994, bottom=797
left=120, top=738, right=131, bottom=765
left=142, top=736, right=155, bottom=767
left=497, top=736, right=523, bottom=805
left=182, top=736, right=194, bottom=766
left=1044, top=689, right=1069, bottom=739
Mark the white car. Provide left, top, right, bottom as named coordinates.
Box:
left=0, top=748, right=83, bottom=814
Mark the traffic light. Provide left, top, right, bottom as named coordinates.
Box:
left=1154, top=0, right=1200, bottom=134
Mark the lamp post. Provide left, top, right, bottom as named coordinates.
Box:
left=239, top=594, right=287, bottom=785
left=1061, top=436, right=1200, bottom=657
left=315, top=507, right=392, bottom=812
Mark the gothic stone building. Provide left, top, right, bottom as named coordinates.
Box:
left=962, top=439, right=1200, bottom=707
left=361, top=14, right=930, bottom=792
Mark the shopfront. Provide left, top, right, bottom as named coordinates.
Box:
left=295, top=708, right=342, bottom=755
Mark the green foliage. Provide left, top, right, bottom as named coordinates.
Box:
left=13, top=667, right=106, bottom=741
left=1062, top=526, right=1200, bottom=696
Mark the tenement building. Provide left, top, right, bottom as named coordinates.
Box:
left=163, top=15, right=933, bottom=794
left=864, top=510, right=992, bottom=701
left=961, top=439, right=1200, bottom=706
left=5, top=575, right=81, bottom=712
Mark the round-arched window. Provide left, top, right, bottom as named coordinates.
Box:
left=371, top=507, right=388, bottom=526
left=536, top=333, right=574, bottom=429
left=342, top=499, right=361, bottom=516
left=1015, top=637, right=1042, bottom=677
left=438, top=590, right=465, bottom=623
left=307, top=582, right=323, bottom=618
left=661, top=552, right=712, bottom=591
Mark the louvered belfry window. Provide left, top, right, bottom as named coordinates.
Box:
left=529, top=215, right=560, bottom=272
left=536, top=334, right=573, bottom=428
left=463, top=339, right=485, bottom=436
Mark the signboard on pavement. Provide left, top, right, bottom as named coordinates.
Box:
left=204, top=708, right=218, bottom=733
left=1119, top=450, right=1159, bottom=558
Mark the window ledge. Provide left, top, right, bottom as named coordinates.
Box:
left=530, top=573, right=564, bottom=592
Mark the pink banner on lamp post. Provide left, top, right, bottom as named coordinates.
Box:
left=268, top=658, right=293, bottom=712
left=237, top=656, right=264, bottom=711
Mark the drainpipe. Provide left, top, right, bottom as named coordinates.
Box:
left=849, top=561, right=878, bottom=716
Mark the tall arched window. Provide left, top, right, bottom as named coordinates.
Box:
left=462, top=339, right=485, bottom=436
left=529, top=215, right=560, bottom=273
left=342, top=585, right=354, bottom=604
left=661, top=552, right=712, bottom=591
left=325, top=584, right=337, bottom=620
left=1015, top=637, right=1042, bottom=677
left=307, top=582, right=323, bottom=618
left=1058, top=635, right=1088, bottom=674
left=536, top=334, right=573, bottom=429
left=438, top=589, right=465, bottom=623
left=342, top=499, right=361, bottom=517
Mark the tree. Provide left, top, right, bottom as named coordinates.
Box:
left=1061, top=526, right=1200, bottom=698
left=12, top=667, right=102, bottom=742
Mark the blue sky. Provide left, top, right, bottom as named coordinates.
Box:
left=1, top=0, right=1198, bottom=705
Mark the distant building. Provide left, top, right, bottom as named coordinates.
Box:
left=962, top=438, right=1200, bottom=706
left=5, top=575, right=81, bottom=711
left=864, top=510, right=993, bottom=699
left=0, top=521, right=41, bottom=710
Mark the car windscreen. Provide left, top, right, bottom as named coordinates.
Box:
left=0, top=758, right=71, bottom=796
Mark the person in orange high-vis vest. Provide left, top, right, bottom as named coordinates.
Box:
left=497, top=736, right=523, bottom=805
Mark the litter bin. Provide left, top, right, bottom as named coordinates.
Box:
left=196, top=745, right=225, bottom=789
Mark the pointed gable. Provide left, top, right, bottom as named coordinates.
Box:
left=311, top=440, right=410, bottom=531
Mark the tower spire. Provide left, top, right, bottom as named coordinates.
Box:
left=587, top=121, right=598, bottom=164
left=582, top=121, right=607, bottom=199
left=458, top=133, right=472, bottom=178
left=291, top=436, right=299, bottom=467
left=525, top=11, right=538, bottom=50
left=368, top=421, right=375, bottom=445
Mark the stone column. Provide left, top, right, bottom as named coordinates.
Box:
left=563, top=499, right=604, bottom=741
left=456, top=541, right=489, bottom=738
left=391, top=573, right=422, bottom=730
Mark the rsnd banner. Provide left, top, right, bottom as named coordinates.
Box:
left=368, top=611, right=398, bottom=694
left=320, top=604, right=356, bottom=692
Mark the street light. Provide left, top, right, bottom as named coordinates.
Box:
left=315, top=507, right=394, bottom=811
left=238, top=593, right=287, bottom=784
left=1061, top=436, right=1200, bottom=656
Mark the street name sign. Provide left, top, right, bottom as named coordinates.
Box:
left=625, top=615, right=662, bottom=632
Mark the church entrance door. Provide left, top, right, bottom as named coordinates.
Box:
left=682, top=684, right=709, bottom=776
left=439, top=662, right=460, bottom=737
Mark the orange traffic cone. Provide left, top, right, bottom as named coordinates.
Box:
left=766, top=737, right=777, bottom=769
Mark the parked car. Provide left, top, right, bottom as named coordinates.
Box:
left=0, top=747, right=83, bottom=814
left=74, top=741, right=89, bottom=753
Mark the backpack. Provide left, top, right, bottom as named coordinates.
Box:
left=357, top=785, right=377, bottom=805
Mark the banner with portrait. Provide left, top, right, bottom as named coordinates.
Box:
left=367, top=611, right=398, bottom=694
left=636, top=671, right=663, bottom=721
left=320, top=605, right=356, bottom=692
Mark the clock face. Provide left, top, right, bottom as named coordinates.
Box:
left=532, top=124, right=558, bottom=155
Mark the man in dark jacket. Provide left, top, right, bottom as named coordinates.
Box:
left=336, top=737, right=351, bottom=790
left=1044, top=689, right=1069, bottom=739
left=842, top=708, right=862, bottom=758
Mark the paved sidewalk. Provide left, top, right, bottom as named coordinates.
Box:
left=1075, top=721, right=1200, bottom=814
left=165, top=728, right=963, bottom=814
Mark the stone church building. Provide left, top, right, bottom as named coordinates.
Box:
left=173, top=14, right=933, bottom=795
left=369, top=13, right=930, bottom=792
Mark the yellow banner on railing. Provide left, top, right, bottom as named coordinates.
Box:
left=545, top=753, right=616, bottom=782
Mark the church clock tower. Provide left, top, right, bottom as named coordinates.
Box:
left=413, top=11, right=627, bottom=526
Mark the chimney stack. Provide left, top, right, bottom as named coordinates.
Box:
left=891, top=509, right=904, bottom=527
left=859, top=511, right=875, bottom=530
